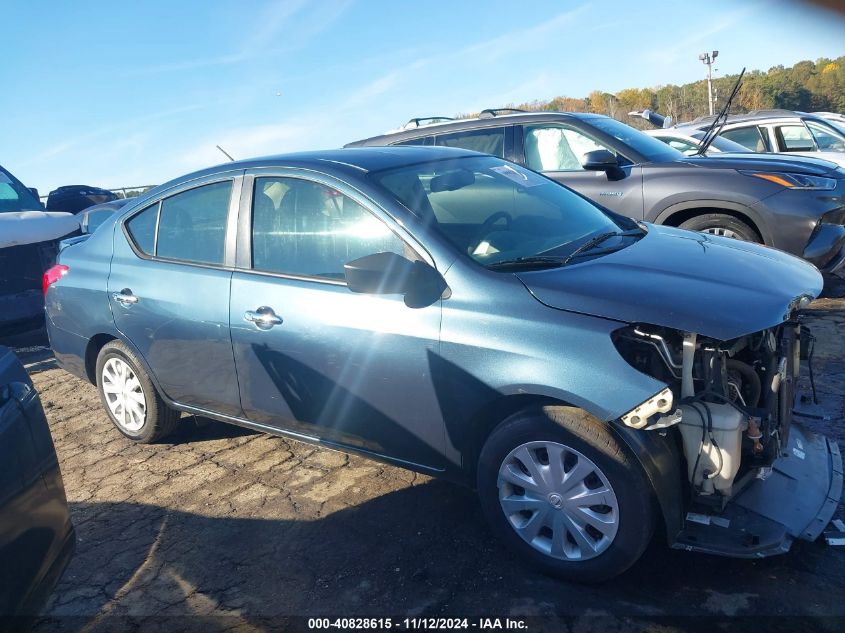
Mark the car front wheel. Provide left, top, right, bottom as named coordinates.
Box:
left=95, top=340, right=179, bottom=443
left=679, top=213, right=760, bottom=242
left=477, top=406, right=655, bottom=582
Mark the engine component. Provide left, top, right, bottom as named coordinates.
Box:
left=620, top=387, right=674, bottom=429
left=678, top=402, right=748, bottom=495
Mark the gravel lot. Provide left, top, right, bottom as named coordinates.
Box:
left=5, top=274, right=844, bottom=632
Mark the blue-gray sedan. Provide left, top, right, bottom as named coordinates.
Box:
left=44, top=147, right=841, bottom=581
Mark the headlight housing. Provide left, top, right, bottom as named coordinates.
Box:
left=740, top=170, right=837, bottom=190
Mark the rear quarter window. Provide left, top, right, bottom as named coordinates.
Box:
left=125, top=202, right=158, bottom=254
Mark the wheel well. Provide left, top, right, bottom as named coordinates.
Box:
left=84, top=334, right=117, bottom=384
left=661, top=207, right=764, bottom=243
left=465, top=394, right=570, bottom=480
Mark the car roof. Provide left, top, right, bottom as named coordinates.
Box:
left=677, top=109, right=831, bottom=130
left=142, top=146, right=482, bottom=198
left=346, top=111, right=610, bottom=146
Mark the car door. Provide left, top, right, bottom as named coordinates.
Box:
left=108, top=173, right=243, bottom=417
left=229, top=171, right=446, bottom=469
left=516, top=123, right=644, bottom=219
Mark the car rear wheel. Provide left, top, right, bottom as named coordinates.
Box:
left=477, top=406, right=655, bottom=582
left=95, top=340, right=179, bottom=443
left=679, top=213, right=760, bottom=242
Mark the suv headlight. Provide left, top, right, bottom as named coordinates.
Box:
left=740, top=170, right=837, bottom=190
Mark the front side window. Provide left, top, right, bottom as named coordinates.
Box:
left=125, top=202, right=158, bottom=254
left=251, top=177, right=407, bottom=279
left=774, top=125, right=816, bottom=152
left=435, top=128, right=505, bottom=157
left=524, top=125, right=614, bottom=171
left=370, top=155, right=637, bottom=267
left=156, top=181, right=232, bottom=265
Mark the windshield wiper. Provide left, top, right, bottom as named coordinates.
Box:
left=487, top=255, right=568, bottom=270
left=694, top=67, right=745, bottom=156
left=562, top=229, right=644, bottom=264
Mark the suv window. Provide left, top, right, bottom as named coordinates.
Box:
left=251, top=177, right=407, bottom=279
left=721, top=126, right=769, bottom=152
left=125, top=202, right=158, bottom=254
left=435, top=128, right=505, bottom=157
left=524, top=125, right=613, bottom=171
left=392, top=136, right=432, bottom=146
left=156, top=181, right=232, bottom=265
left=775, top=125, right=816, bottom=152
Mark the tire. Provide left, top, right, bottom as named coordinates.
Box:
left=95, top=340, right=179, bottom=443
left=477, top=406, right=655, bottom=583
left=679, top=213, right=760, bottom=242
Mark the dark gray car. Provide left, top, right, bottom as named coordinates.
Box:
left=347, top=111, right=845, bottom=273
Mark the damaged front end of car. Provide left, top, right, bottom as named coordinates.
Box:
left=613, top=314, right=843, bottom=557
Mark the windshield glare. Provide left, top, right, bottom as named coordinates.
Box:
left=0, top=168, right=43, bottom=212
left=370, top=156, right=632, bottom=266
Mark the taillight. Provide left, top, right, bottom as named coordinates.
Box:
left=43, top=264, right=69, bottom=296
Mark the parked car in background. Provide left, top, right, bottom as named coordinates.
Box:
left=45, top=147, right=841, bottom=581
left=642, top=128, right=752, bottom=155
left=673, top=110, right=845, bottom=168
left=811, top=111, right=845, bottom=134
left=0, top=346, right=74, bottom=616
left=1, top=163, right=79, bottom=335
left=46, top=185, right=118, bottom=214
left=347, top=111, right=845, bottom=272
left=78, top=198, right=131, bottom=234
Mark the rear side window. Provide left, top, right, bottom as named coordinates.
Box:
left=392, top=136, right=432, bottom=146
left=721, top=126, right=769, bottom=152
left=435, top=128, right=505, bottom=157
left=125, top=202, right=158, bottom=254
left=156, top=181, right=232, bottom=265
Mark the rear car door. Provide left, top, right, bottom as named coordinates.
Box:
left=108, top=173, right=243, bottom=417
left=517, top=123, right=644, bottom=218
left=229, top=171, right=446, bottom=469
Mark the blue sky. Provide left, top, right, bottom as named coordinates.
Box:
left=3, top=0, right=844, bottom=194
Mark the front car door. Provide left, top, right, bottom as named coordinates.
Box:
left=108, top=173, right=243, bottom=417
left=228, top=170, right=446, bottom=470
left=516, top=123, right=645, bottom=219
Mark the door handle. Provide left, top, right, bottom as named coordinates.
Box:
left=112, top=289, right=138, bottom=305
left=244, top=306, right=283, bottom=330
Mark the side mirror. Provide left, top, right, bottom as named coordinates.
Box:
left=580, top=149, right=619, bottom=171
left=28, top=187, right=40, bottom=199
left=344, top=252, right=448, bottom=308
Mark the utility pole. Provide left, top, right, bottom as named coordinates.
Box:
left=698, top=50, right=719, bottom=116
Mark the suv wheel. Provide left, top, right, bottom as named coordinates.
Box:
left=679, top=213, right=759, bottom=242
left=477, top=406, right=655, bottom=582
left=95, top=340, right=179, bottom=443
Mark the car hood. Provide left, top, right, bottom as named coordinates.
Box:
left=672, top=152, right=842, bottom=176
left=516, top=224, right=823, bottom=340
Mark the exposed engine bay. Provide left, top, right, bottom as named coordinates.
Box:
left=613, top=321, right=807, bottom=506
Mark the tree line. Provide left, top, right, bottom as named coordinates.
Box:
left=465, top=55, right=845, bottom=128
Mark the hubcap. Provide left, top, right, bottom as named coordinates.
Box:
left=497, top=441, right=619, bottom=561
left=702, top=227, right=740, bottom=240
left=101, top=357, right=147, bottom=432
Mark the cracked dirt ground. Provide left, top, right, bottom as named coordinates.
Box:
left=4, top=273, right=842, bottom=632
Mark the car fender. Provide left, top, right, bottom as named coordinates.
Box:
left=652, top=199, right=773, bottom=245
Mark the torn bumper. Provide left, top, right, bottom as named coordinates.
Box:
left=672, top=423, right=843, bottom=557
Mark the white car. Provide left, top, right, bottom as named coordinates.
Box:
left=642, top=129, right=752, bottom=156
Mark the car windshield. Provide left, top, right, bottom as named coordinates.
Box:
left=369, top=155, right=640, bottom=268
left=0, top=166, right=43, bottom=213
left=587, top=117, right=685, bottom=162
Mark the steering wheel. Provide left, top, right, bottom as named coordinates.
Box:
left=468, top=211, right=513, bottom=255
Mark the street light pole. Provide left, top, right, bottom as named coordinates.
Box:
left=699, top=50, right=719, bottom=116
